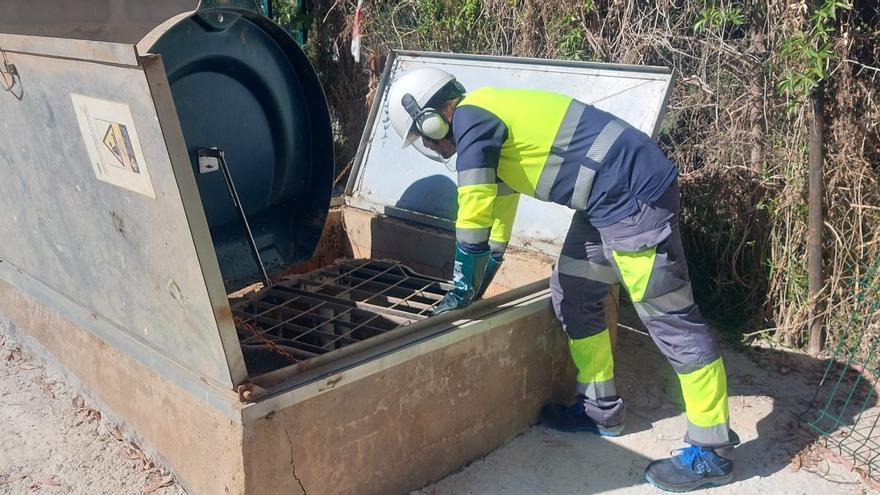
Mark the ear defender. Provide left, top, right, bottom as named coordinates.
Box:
left=416, top=111, right=450, bottom=140
left=401, top=93, right=450, bottom=140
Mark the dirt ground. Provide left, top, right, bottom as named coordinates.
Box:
left=1, top=307, right=878, bottom=495
left=0, top=317, right=184, bottom=495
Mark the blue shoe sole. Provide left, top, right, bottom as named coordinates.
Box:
left=598, top=423, right=625, bottom=437
left=644, top=470, right=734, bottom=492
left=543, top=421, right=625, bottom=437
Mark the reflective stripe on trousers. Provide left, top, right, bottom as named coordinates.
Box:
left=550, top=182, right=731, bottom=446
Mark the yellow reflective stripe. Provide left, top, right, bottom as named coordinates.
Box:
left=456, top=183, right=497, bottom=230
left=611, top=247, right=657, bottom=302
left=678, top=357, right=729, bottom=427
left=489, top=192, right=519, bottom=244
left=568, top=330, right=614, bottom=384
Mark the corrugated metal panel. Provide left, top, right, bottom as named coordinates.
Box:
left=347, top=51, right=674, bottom=256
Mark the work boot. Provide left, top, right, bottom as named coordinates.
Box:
left=540, top=395, right=625, bottom=437
left=644, top=445, right=734, bottom=492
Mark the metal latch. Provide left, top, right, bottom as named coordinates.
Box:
left=0, top=44, right=21, bottom=98
left=197, top=148, right=220, bottom=174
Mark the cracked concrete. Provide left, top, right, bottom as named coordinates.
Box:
left=282, top=422, right=307, bottom=495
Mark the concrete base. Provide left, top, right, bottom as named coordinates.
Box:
left=0, top=280, right=247, bottom=495
left=0, top=205, right=620, bottom=495
left=243, top=305, right=570, bottom=495
left=0, top=275, right=574, bottom=495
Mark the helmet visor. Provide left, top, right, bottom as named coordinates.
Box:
left=411, top=139, right=445, bottom=163
left=402, top=127, right=420, bottom=148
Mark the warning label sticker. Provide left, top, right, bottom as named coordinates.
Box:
left=71, top=94, right=155, bottom=199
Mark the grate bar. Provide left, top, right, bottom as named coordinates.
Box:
left=296, top=277, right=438, bottom=312
left=233, top=260, right=450, bottom=373
left=268, top=285, right=425, bottom=323
left=244, top=300, right=393, bottom=337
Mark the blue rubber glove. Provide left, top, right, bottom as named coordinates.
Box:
left=432, top=243, right=490, bottom=315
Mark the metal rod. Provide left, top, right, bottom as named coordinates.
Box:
left=205, top=147, right=272, bottom=287
left=808, top=85, right=825, bottom=355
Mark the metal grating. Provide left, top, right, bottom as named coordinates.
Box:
left=232, top=259, right=452, bottom=374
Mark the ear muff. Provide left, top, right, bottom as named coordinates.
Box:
left=401, top=93, right=450, bottom=141
left=416, top=111, right=450, bottom=140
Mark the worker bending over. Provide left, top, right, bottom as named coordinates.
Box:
left=387, top=67, right=739, bottom=492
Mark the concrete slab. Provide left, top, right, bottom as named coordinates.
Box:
left=420, top=307, right=880, bottom=494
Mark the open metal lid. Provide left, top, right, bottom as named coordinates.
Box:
left=346, top=51, right=674, bottom=256
left=0, top=2, right=334, bottom=292
left=145, top=4, right=334, bottom=291
left=0, top=0, right=200, bottom=43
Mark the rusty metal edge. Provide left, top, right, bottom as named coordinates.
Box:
left=240, top=282, right=552, bottom=420
left=241, top=279, right=550, bottom=402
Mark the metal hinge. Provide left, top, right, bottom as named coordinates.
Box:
left=236, top=383, right=265, bottom=403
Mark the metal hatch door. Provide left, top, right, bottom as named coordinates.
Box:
left=346, top=51, right=674, bottom=256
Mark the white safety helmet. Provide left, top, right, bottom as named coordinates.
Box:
left=387, top=67, right=464, bottom=149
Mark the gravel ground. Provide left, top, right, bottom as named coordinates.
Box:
left=0, top=317, right=184, bottom=495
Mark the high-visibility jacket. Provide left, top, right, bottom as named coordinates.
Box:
left=451, top=87, right=677, bottom=253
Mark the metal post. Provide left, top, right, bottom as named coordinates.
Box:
left=808, top=84, right=825, bottom=355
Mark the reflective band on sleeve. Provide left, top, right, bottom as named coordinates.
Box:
left=496, top=181, right=516, bottom=196
left=458, top=168, right=496, bottom=186
left=586, top=119, right=628, bottom=163
left=633, top=283, right=696, bottom=318
left=534, top=154, right=563, bottom=201
left=456, top=227, right=491, bottom=244
left=678, top=357, right=729, bottom=428
left=569, top=330, right=615, bottom=386
left=557, top=254, right=618, bottom=284
left=576, top=379, right=618, bottom=401
left=488, top=240, right=508, bottom=253
left=569, top=165, right=596, bottom=211
left=553, top=100, right=585, bottom=152
left=535, top=101, right=586, bottom=201
left=611, top=247, right=657, bottom=302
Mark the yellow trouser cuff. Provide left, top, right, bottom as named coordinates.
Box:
left=678, top=357, right=729, bottom=427
left=569, top=330, right=614, bottom=384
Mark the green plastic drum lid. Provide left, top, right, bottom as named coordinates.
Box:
left=150, top=8, right=333, bottom=291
